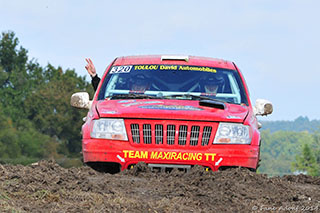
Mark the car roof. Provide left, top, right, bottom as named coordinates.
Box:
left=112, top=55, right=236, bottom=70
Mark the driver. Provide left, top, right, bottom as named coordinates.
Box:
left=202, top=76, right=224, bottom=94
left=130, top=74, right=150, bottom=93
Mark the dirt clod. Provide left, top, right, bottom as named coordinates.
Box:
left=0, top=161, right=319, bottom=212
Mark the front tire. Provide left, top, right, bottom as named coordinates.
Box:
left=86, top=162, right=121, bottom=174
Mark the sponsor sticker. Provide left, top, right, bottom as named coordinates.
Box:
left=132, top=65, right=217, bottom=73
left=122, top=150, right=216, bottom=162
left=139, top=104, right=203, bottom=111
left=118, top=100, right=136, bottom=103
left=227, top=115, right=241, bottom=119
left=122, top=101, right=163, bottom=107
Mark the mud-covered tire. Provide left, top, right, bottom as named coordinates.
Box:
left=86, top=162, right=121, bottom=174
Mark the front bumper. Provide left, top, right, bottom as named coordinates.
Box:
left=82, top=139, right=260, bottom=171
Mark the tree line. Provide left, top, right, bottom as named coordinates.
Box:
left=258, top=130, right=319, bottom=176
left=0, top=31, right=319, bottom=175
left=260, top=116, right=320, bottom=133
left=0, top=31, right=94, bottom=166
left=258, top=117, right=320, bottom=176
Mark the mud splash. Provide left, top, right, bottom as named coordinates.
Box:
left=0, top=160, right=319, bottom=212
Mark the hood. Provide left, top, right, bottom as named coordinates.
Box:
left=95, top=99, right=249, bottom=123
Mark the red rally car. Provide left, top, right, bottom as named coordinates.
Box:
left=71, top=55, right=273, bottom=173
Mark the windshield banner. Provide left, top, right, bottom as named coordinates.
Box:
left=110, top=65, right=217, bottom=74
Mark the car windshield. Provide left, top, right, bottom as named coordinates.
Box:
left=98, top=64, right=249, bottom=105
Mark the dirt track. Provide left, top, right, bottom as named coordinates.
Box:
left=0, top=160, right=319, bottom=213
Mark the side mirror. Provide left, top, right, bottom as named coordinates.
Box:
left=254, top=99, right=273, bottom=116
left=70, top=92, right=92, bottom=109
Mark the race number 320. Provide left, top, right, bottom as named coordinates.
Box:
left=110, top=66, right=133, bottom=74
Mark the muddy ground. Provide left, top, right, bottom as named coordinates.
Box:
left=0, top=161, right=319, bottom=213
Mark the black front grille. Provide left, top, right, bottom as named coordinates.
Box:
left=129, top=121, right=216, bottom=147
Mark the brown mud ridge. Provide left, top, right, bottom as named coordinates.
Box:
left=0, top=160, right=320, bottom=213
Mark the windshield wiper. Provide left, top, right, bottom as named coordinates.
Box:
left=106, top=94, right=158, bottom=100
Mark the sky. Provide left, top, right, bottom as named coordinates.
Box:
left=1, top=0, right=320, bottom=121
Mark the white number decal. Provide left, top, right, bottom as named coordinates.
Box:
left=110, top=66, right=133, bottom=74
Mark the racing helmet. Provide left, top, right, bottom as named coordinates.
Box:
left=130, top=74, right=150, bottom=91
left=202, top=75, right=225, bottom=93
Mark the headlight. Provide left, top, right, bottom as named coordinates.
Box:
left=213, top=123, right=251, bottom=144
left=91, top=119, right=128, bottom=141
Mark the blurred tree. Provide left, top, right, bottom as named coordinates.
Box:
left=292, top=143, right=319, bottom=176
left=0, top=31, right=27, bottom=75
left=0, top=31, right=93, bottom=162
left=258, top=130, right=314, bottom=176
left=0, top=66, right=8, bottom=87
left=0, top=103, right=21, bottom=159
left=312, top=130, right=320, bottom=165
left=260, top=116, right=320, bottom=133
left=0, top=31, right=30, bottom=122
left=24, top=65, right=92, bottom=154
